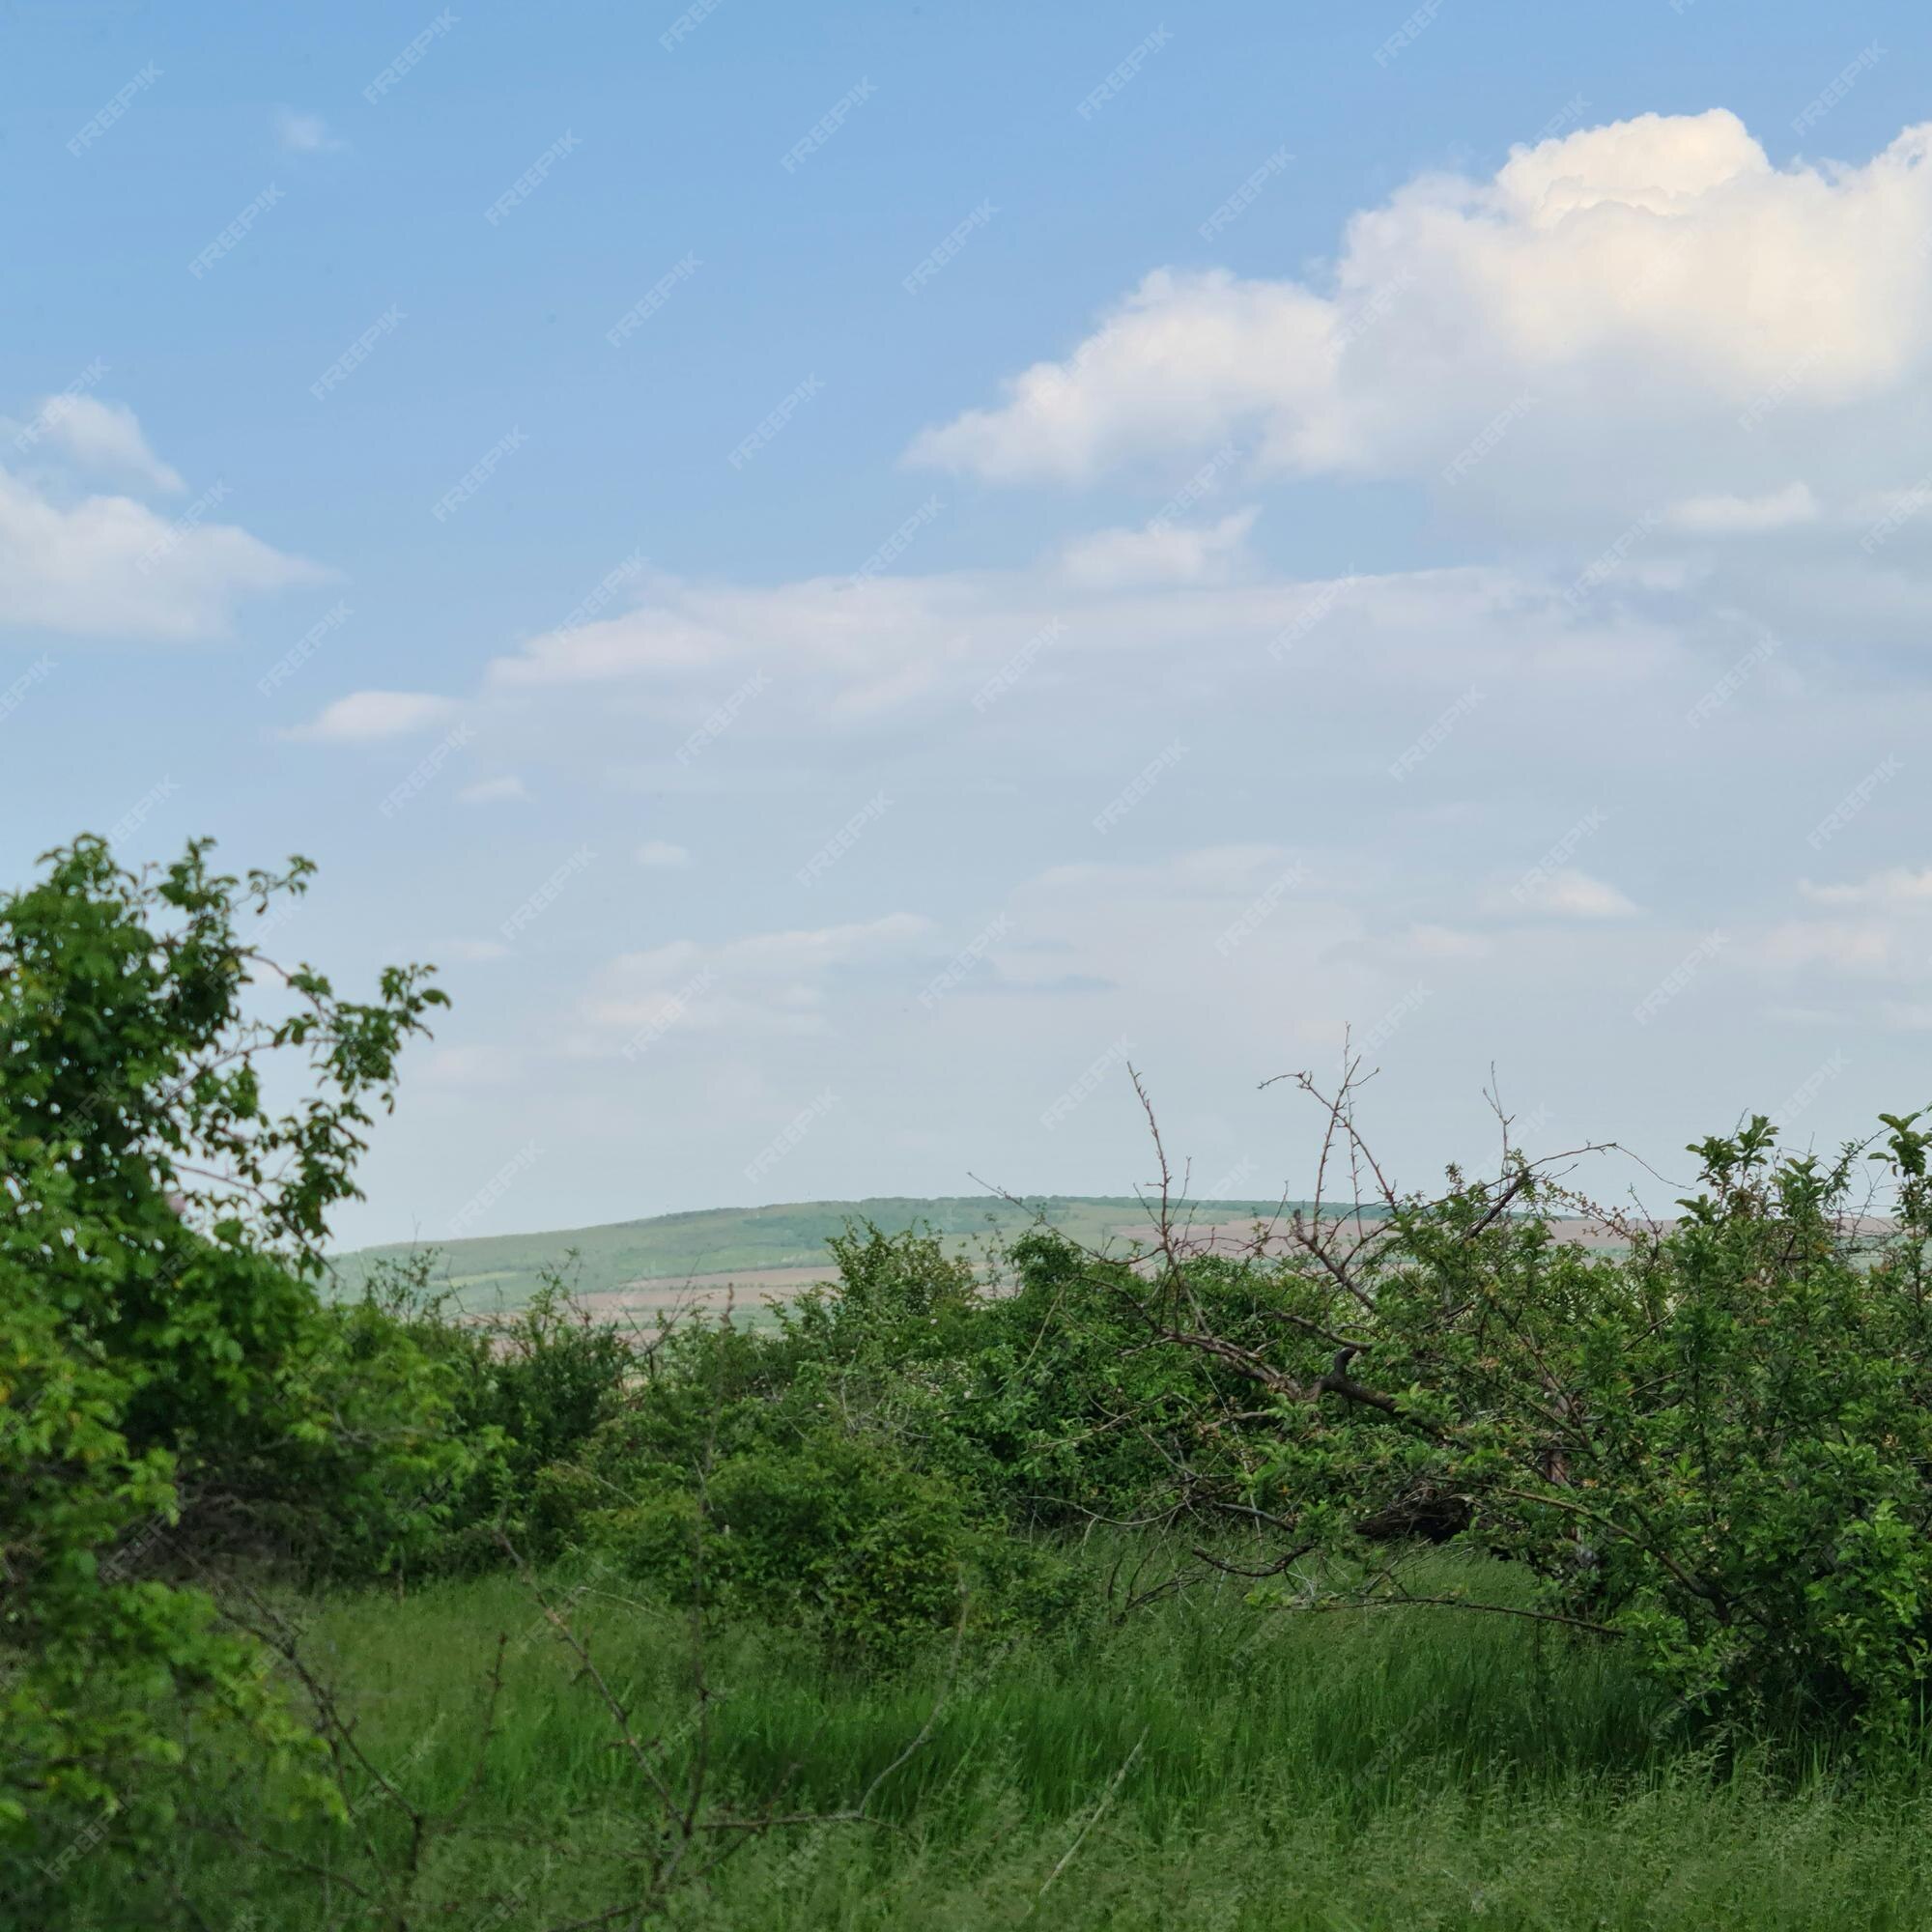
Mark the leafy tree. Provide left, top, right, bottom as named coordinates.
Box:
left=1, top=837, right=459, bottom=1871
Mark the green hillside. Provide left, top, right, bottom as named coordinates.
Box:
left=327, top=1193, right=1320, bottom=1310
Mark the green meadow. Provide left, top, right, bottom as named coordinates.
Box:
left=60, top=1545, right=1932, bottom=1931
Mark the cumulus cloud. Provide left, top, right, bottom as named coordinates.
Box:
left=285, top=691, right=461, bottom=743
left=910, top=110, right=1932, bottom=522
left=24, top=395, right=184, bottom=495
left=1058, top=507, right=1259, bottom=587
left=1667, top=483, right=1819, bottom=533
left=0, top=463, right=322, bottom=639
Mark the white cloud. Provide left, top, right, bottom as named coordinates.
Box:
left=275, top=107, right=343, bottom=154
left=1761, top=920, right=1896, bottom=974
left=636, top=839, right=692, bottom=867
left=0, top=463, right=321, bottom=639
left=27, top=396, right=183, bottom=495
left=909, top=111, right=1932, bottom=520
left=1506, top=867, right=1639, bottom=920
left=481, top=554, right=1665, bottom=732
left=1058, top=507, right=1259, bottom=587
left=1667, top=482, right=1819, bottom=533
left=458, top=775, right=531, bottom=806
left=579, top=912, right=935, bottom=1040
left=1801, top=867, right=1932, bottom=906
left=285, top=691, right=461, bottom=743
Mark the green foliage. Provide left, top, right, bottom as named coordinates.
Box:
left=0, top=837, right=450, bottom=1872
left=601, top=1429, right=976, bottom=1665
left=1145, top=1108, right=1932, bottom=1741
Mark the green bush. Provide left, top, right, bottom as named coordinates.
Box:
left=1133, top=1102, right=1932, bottom=1742
left=595, top=1428, right=977, bottom=1665
left=0, top=837, right=452, bottom=1870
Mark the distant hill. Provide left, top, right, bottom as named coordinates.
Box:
left=327, top=1193, right=1321, bottom=1312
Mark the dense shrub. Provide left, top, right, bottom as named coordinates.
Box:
left=1126, top=1100, right=1932, bottom=1740
left=0, top=838, right=459, bottom=1873
left=598, top=1429, right=976, bottom=1664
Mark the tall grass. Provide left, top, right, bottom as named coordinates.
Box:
left=61, top=1539, right=1932, bottom=1930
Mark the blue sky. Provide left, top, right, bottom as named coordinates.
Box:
left=9, top=2, right=1932, bottom=1245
